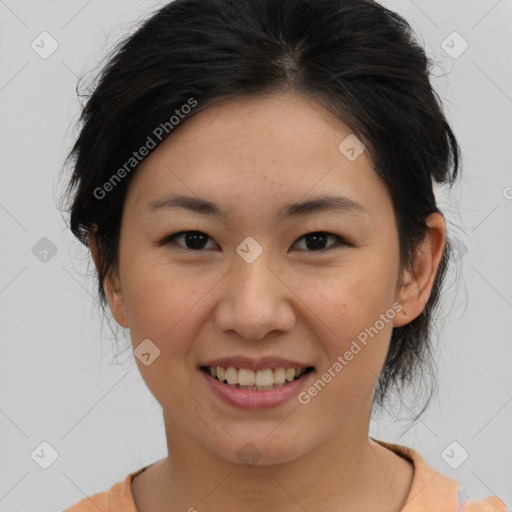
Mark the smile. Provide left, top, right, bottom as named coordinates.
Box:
left=199, top=365, right=315, bottom=410
left=201, top=366, right=313, bottom=390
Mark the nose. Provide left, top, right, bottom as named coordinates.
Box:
left=213, top=249, right=296, bottom=341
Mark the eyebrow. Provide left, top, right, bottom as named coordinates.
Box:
left=145, top=193, right=367, bottom=220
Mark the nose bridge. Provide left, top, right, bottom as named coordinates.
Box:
left=232, top=233, right=277, bottom=287
left=233, top=244, right=276, bottom=299
left=215, top=240, right=294, bottom=340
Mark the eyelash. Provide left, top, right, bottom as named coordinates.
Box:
left=161, top=230, right=349, bottom=253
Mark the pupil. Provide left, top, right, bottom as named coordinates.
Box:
left=186, top=232, right=207, bottom=250
left=306, top=233, right=327, bottom=250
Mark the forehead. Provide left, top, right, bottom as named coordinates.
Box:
left=155, top=91, right=356, bottom=160
left=124, top=91, right=392, bottom=220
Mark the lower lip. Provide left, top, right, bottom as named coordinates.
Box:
left=199, top=368, right=313, bottom=410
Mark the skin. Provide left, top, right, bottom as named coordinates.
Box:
left=89, top=90, right=446, bottom=512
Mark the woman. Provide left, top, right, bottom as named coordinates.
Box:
left=61, top=0, right=507, bottom=510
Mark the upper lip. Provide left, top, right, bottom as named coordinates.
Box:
left=200, top=356, right=313, bottom=371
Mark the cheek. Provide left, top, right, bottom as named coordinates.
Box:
left=297, top=260, right=397, bottom=396
left=119, top=256, right=204, bottom=354
left=299, top=261, right=397, bottom=335
left=121, top=264, right=207, bottom=406
left=302, top=293, right=394, bottom=423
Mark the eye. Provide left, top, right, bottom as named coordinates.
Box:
left=162, top=231, right=218, bottom=251
left=162, top=230, right=347, bottom=252
left=292, top=232, right=347, bottom=252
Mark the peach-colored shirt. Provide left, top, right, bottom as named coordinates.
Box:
left=63, top=440, right=508, bottom=512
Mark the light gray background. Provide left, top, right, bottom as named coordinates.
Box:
left=1, top=1, right=511, bottom=510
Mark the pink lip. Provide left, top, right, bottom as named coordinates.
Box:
left=199, top=367, right=313, bottom=410
left=200, top=355, right=311, bottom=371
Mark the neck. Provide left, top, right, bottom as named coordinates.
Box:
left=138, top=412, right=413, bottom=512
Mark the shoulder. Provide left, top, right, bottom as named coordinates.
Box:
left=63, top=467, right=146, bottom=512
left=63, top=486, right=115, bottom=512
left=373, top=439, right=509, bottom=512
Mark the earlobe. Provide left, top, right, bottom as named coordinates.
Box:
left=393, top=213, right=446, bottom=328
left=103, top=270, right=130, bottom=328
left=88, top=229, right=129, bottom=328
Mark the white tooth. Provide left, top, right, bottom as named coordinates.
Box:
left=255, top=369, right=274, bottom=387
left=238, top=368, right=255, bottom=386
left=213, top=366, right=305, bottom=386
left=285, top=368, right=296, bottom=382
left=226, top=367, right=238, bottom=384
left=273, top=367, right=286, bottom=385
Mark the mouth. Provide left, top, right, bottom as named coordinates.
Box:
left=199, top=365, right=315, bottom=391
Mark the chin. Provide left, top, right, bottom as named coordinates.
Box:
left=207, top=432, right=316, bottom=467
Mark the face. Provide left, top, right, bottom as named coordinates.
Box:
left=100, top=91, right=438, bottom=466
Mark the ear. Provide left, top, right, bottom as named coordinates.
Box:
left=88, top=229, right=129, bottom=328
left=393, top=212, right=446, bottom=328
